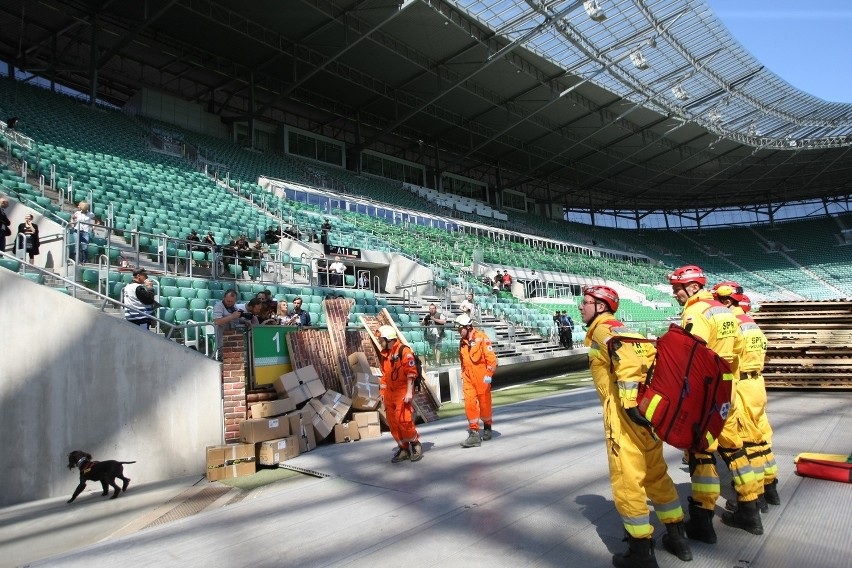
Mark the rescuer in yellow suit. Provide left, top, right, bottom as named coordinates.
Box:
left=712, top=283, right=780, bottom=510
left=669, top=266, right=762, bottom=542
left=580, top=285, right=692, bottom=568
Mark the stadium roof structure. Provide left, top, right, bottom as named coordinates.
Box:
left=1, top=0, right=851, bottom=215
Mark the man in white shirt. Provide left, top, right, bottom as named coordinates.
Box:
left=329, top=256, right=346, bottom=287
left=458, top=292, right=480, bottom=324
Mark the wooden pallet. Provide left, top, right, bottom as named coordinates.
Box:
left=754, top=300, right=852, bottom=389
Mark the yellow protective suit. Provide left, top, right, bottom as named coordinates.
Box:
left=680, top=291, right=760, bottom=508
left=732, top=306, right=778, bottom=487
left=585, top=314, right=684, bottom=539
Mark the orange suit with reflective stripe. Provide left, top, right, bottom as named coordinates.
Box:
left=379, top=342, right=419, bottom=448
left=459, top=329, right=497, bottom=430
left=585, top=314, right=684, bottom=539
left=681, top=291, right=759, bottom=508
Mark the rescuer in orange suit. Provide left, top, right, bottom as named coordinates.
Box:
left=377, top=325, right=423, bottom=463
left=712, top=283, right=780, bottom=511
left=580, top=285, right=692, bottom=568
left=454, top=314, right=497, bottom=448
left=669, top=265, right=762, bottom=543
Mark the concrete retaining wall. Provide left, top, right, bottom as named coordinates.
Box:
left=0, top=270, right=223, bottom=507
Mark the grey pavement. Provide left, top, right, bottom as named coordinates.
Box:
left=3, top=388, right=851, bottom=568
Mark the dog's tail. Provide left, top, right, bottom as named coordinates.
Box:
left=120, top=461, right=137, bottom=464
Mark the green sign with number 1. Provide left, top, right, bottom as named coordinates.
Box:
left=252, top=326, right=297, bottom=384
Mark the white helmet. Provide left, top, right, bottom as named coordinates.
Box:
left=377, top=325, right=397, bottom=340
left=454, top=314, right=473, bottom=328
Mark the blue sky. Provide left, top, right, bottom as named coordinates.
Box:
left=703, top=0, right=852, bottom=103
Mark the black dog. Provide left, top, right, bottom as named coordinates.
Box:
left=67, top=450, right=135, bottom=503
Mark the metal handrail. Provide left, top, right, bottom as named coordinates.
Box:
left=0, top=249, right=213, bottom=349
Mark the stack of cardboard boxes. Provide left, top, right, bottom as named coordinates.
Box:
left=207, top=360, right=385, bottom=481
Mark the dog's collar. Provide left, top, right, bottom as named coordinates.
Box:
left=75, top=456, right=89, bottom=468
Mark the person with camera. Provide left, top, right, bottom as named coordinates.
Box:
left=122, top=268, right=156, bottom=330
left=421, top=303, right=447, bottom=366
left=213, top=289, right=247, bottom=360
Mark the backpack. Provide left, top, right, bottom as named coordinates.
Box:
left=610, top=323, right=733, bottom=452
left=397, top=343, right=425, bottom=392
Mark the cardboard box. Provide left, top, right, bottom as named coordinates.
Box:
left=239, top=417, right=291, bottom=444
left=289, top=408, right=317, bottom=452
left=307, top=398, right=335, bottom=440
left=273, top=365, right=326, bottom=406
left=348, top=352, right=382, bottom=377
left=256, top=436, right=300, bottom=465
left=353, top=411, right=381, bottom=439
left=334, top=421, right=361, bottom=443
left=351, top=372, right=382, bottom=410
left=251, top=398, right=296, bottom=419
left=206, top=444, right=256, bottom=481
left=320, top=390, right=352, bottom=423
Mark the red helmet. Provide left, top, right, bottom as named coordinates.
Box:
left=712, top=281, right=747, bottom=303
left=739, top=294, right=751, bottom=313
left=668, top=265, right=706, bottom=286
left=583, top=285, right=619, bottom=313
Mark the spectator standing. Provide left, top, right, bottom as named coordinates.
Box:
left=376, top=325, right=423, bottom=463
left=315, top=253, right=329, bottom=286
left=15, top=213, right=40, bottom=263
left=358, top=272, right=369, bottom=290
left=421, top=303, right=447, bottom=365
left=329, top=255, right=346, bottom=287
left=455, top=314, right=497, bottom=448
left=0, top=198, right=11, bottom=253
left=320, top=218, right=332, bottom=245
left=458, top=292, right=480, bottom=324
left=501, top=270, right=513, bottom=291
left=579, top=285, right=692, bottom=566
left=560, top=310, right=574, bottom=349
left=121, top=268, right=156, bottom=330
left=71, top=201, right=96, bottom=263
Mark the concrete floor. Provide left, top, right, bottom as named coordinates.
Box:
left=3, top=388, right=850, bottom=568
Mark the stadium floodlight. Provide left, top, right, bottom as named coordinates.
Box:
left=671, top=84, right=688, bottom=101
left=630, top=51, right=649, bottom=70
left=584, top=0, right=607, bottom=22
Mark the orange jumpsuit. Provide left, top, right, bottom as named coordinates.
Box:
left=585, top=315, right=685, bottom=539
left=459, top=329, right=497, bottom=431
left=732, top=306, right=778, bottom=490
left=680, top=291, right=759, bottom=508
left=379, top=342, right=419, bottom=449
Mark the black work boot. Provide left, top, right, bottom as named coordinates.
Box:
left=684, top=497, right=717, bottom=544
left=662, top=521, right=693, bottom=561
left=612, top=536, right=659, bottom=568
left=460, top=429, right=481, bottom=448
left=721, top=499, right=764, bottom=535
left=763, top=479, right=781, bottom=506
left=481, top=424, right=492, bottom=441
left=728, top=494, right=768, bottom=514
